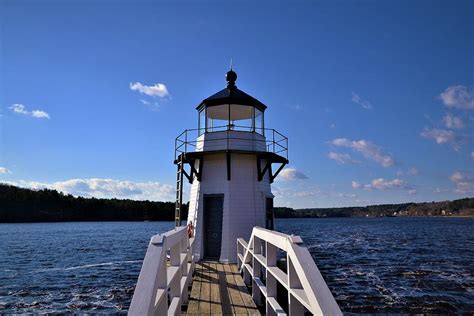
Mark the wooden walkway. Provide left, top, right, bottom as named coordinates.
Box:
left=186, top=261, right=260, bottom=315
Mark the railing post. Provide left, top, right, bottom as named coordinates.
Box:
left=252, top=237, right=263, bottom=306
left=287, top=255, right=305, bottom=315
left=169, top=242, right=181, bottom=305
left=185, top=130, right=188, bottom=154
left=272, top=129, right=275, bottom=153
left=180, top=236, right=189, bottom=305
left=266, top=242, right=277, bottom=315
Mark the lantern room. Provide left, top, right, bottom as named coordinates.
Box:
left=197, top=70, right=266, bottom=135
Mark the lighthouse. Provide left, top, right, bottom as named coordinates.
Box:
left=131, top=70, right=341, bottom=315
left=174, top=69, right=288, bottom=263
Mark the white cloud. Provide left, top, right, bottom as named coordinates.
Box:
left=351, top=92, right=372, bottom=110
left=352, top=178, right=415, bottom=193
left=420, top=128, right=466, bottom=150
left=31, top=110, right=50, bottom=119
left=352, top=181, right=362, bottom=189
left=3, top=178, right=175, bottom=201
left=331, top=138, right=394, bottom=167
left=439, top=85, right=474, bottom=110
left=277, top=168, right=308, bottom=181
left=471, top=152, right=474, bottom=159
left=272, top=186, right=318, bottom=198
left=0, top=167, right=11, bottom=174
left=365, top=178, right=404, bottom=190
left=327, top=152, right=359, bottom=164
left=9, top=103, right=50, bottom=119
left=449, top=171, right=474, bottom=194
left=443, top=113, right=464, bottom=129
left=130, top=82, right=169, bottom=98
left=10, top=104, right=28, bottom=114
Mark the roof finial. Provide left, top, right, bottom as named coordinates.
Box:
left=225, top=60, right=237, bottom=88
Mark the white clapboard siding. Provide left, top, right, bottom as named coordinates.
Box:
left=187, top=152, right=272, bottom=263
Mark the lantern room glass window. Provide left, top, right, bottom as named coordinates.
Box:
left=255, top=108, right=264, bottom=135
left=198, top=108, right=206, bottom=135
left=202, top=104, right=265, bottom=135
left=206, top=104, right=229, bottom=132
left=230, top=105, right=253, bottom=132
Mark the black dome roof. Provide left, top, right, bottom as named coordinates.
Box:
left=196, top=71, right=267, bottom=112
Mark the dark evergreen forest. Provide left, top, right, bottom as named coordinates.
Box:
left=0, top=184, right=472, bottom=222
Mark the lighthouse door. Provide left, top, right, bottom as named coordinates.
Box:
left=203, top=195, right=224, bottom=259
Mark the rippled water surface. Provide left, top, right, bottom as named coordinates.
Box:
left=0, top=218, right=473, bottom=314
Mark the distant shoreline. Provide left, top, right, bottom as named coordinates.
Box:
left=1, top=184, right=473, bottom=222
left=0, top=216, right=473, bottom=224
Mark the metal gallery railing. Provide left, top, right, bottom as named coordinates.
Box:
left=174, top=125, right=288, bottom=161
left=129, top=226, right=195, bottom=316
left=237, top=227, right=342, bottom=316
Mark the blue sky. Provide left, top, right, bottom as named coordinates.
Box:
left=1, top=0, right=473, bottom=208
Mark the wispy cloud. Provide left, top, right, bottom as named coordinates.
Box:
left=420, top=128, right=467, bottom=151
left=273, top=185, right=358, bottom=202
left=396, top=167, right=419, bottom=177
left=471, top=152, right=474, bottom=159
left=290, top=104, right=303, bottom=111
left=351, top=92, right=372, bottom=110
left=352, top=178, right=414, bottom=193
left=352, top=181, right=362, bottom=189
left=364, top=178, right=404, bottom=191
left=3, top=178, right=175, bottom=201
left=130, top=82, right=169, bottom=98
left=449, top=171, right=474, bottom=194
left=9, top=104, right=50, bottom=119
left=140, top=99, right=160, bottom=111
left=327, top=151, right=359, bottom=165
left=330, top=138, right=394, bottom=167
left=433, top=187, right=451, bottom=194
left=0, top=167, right=11, bottom=174
left=443, top=113, right=464, bottom=129
left=272, top=186, right=319, bottom=198
left=439, top=85, right=474, bottom=110
left=277, top=168, right=309, bottom=181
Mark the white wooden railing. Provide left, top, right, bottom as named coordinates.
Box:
left=237, top=227, right=342, bottom=316
left=129, top=226, right=195, bottom=316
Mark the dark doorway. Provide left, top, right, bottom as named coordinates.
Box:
left=203, top=195, right=224, bottom=259
left=266, top=197, right=274, bottom=230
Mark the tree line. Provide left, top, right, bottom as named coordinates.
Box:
left=0, top=184, right=472, bottom=222
left=0, top=184, right=188, bottom=222
left=275, top=198, right=474, bottom=218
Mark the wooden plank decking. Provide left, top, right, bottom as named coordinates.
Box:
left=186, top=261, right=260, bottom=315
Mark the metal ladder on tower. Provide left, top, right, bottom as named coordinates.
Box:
left=175, top=153, right=184, bottom=227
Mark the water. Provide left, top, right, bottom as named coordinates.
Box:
left=0, top=218, right=473, bottom=314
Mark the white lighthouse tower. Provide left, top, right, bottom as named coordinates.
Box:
left=130, top=70, right=341, bottom=316
left=174, top=69, right=288, bottom=263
